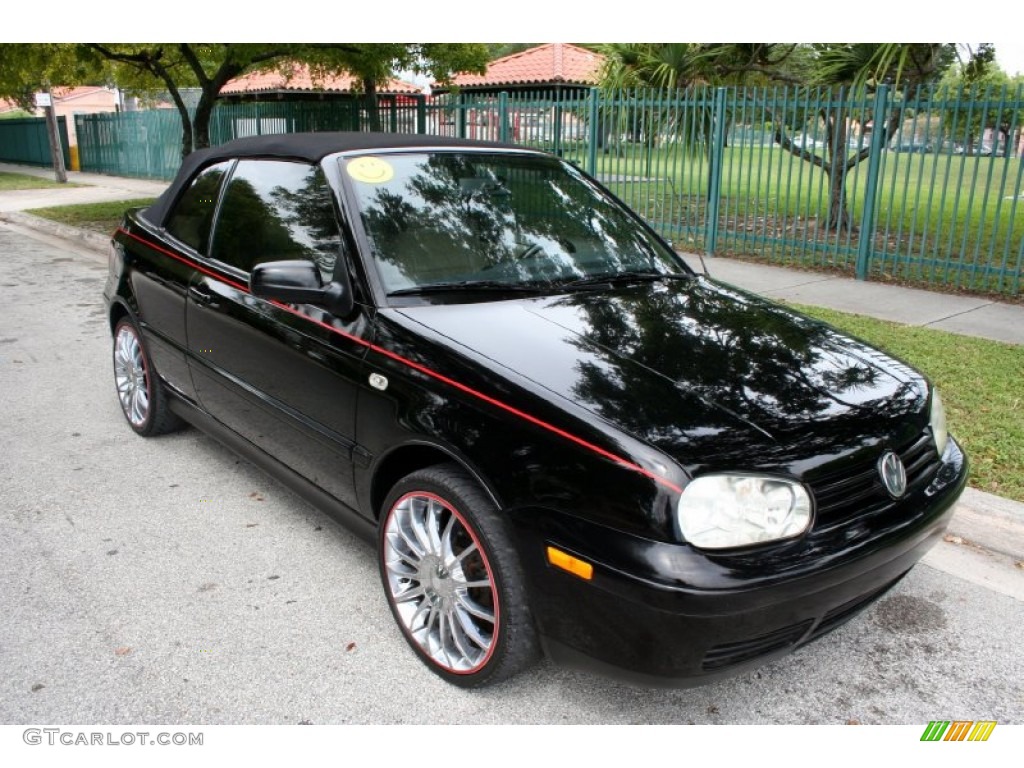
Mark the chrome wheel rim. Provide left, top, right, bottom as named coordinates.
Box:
left=383, top=492, right=499, bottom=673
left=113, top=325, right=150, bottom=427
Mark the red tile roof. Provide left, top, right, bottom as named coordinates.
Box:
left=52, top=86, right=114, bottom=102
left=443, top=43, right=604, bottom=89
left=221, top=64, right=421, bottom=96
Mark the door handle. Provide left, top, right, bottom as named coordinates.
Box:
left=188, top=283, right=221, bottom=310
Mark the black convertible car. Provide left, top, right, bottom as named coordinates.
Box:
left=105, top=132, right=967, bottom=687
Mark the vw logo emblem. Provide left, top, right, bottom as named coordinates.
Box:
left=878, top=451, right=907, bottom=498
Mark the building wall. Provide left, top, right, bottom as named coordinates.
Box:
left=51, top=89, right=120, bottom=146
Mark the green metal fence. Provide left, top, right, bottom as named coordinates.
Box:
left=68, top=85, right=1024, bottom=296
left=0, top=116, right=71, bottom=168
left=76, top=97, right=426, bottom=179
left=75, top=110, right=182, bottom=179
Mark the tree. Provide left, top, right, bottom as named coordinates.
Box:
left=596, top=44, right=717, bottom=160
left=935, top=56, right=1023, bottom=156
left=291, top=43, right=488, bottom=133
left=0, top=44, right=106, bottom=110
left=596, top=44, right=811, bottom=165
left=597, top=43, right=971, bottom=232
left=791, top=44, right=964, bottom=231
left=485, top=44, right=541, bottom=60
left=0, top=43, right=488, bottom=159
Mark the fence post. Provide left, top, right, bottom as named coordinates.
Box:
left=705, top=87, right=728, bottom=256
left=587, top=87, right=599, bottom=175
left=856, top=84, right=889, bottom=280
left=499, top=91, right=510, bottom=143
left=553, top=86, right=563, bottom=156
left=389, top=96, right=398, bottom=133
left=416, top=94, right=427, bottom=134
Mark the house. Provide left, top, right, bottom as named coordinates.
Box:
left=431, top=43, right=605, bottom=144
left=49, top=86, right=120, bottom=147
left=218, top=64, right=424, bottom=137
left=0, top=97, right=31, bottom=117
left=434, top=43, right=604, bottom=98
left=220, top=64, right=422, bottom=103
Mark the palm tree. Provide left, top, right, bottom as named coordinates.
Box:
left=777, top=44, right=955, bottom=231
left=598, top=43, right=960, bottom=233
left=597, top=44, right=713, bottom=155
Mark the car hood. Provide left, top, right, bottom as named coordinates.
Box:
left=393, top=278, right=928, bottom=475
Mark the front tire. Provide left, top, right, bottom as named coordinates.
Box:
left=112, top=317, right=183, bottom=437
left=378, top=464, right=538, bottom=687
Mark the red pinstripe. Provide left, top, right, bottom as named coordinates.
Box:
left=118, top=228, right=683, bottom=494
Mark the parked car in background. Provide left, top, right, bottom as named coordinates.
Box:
left=105, top=132, right=968, bottom=688
left=890, top=142, right=933, bottom=154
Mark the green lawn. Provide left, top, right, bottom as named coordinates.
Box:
left=27, top=198, right=156, bottom=235
left=0, top=171, right=81, bottom=191
left=795, top=304, right=1024, bottom=502
left=583, top=144, right=1023, bottom=297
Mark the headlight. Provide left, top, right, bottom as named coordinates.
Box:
left=930, top=387, right=948, bottom=457
left=677, top=475, right=812, bottom=550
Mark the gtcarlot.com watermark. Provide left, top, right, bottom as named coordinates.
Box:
left=23, top=728, right=203, bottom=746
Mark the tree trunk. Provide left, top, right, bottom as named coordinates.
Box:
left=824, top=105, right=853, bottom=233
left=165, top=85, right=194, bottom=160
left=824, top=166, right=853, bottom=232
left=192, top=86, right=217, bottom=151
left=179, top=119, right=194, bottom=160
left=364, top=77, right=380, bottom=132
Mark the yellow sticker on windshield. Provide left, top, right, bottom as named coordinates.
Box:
left=347, top=156, right=394, bottom=184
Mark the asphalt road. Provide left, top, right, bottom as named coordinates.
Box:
left=1, top=224, right=1022, bottom=725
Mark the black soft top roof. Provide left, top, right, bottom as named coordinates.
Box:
left=144, top=132, right=527, bottom=227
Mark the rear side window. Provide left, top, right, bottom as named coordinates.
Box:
left=165, top=161, right=231, bottom=253
left=209, top=160, right=340, bottom=278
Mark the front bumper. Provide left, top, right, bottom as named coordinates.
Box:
left=509, top=438, right=967, bottom=686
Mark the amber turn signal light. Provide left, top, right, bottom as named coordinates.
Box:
left=546, top=546, right=594, bottom=580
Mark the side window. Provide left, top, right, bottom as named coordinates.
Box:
left=210, top=160, right=340, bottom=279
left=165, top=161, right=231, bottom=253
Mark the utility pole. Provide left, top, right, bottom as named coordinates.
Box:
left=37, top=90, right=68, bottom=184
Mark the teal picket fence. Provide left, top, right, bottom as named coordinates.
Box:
left=65, top=85, right=1024, bottom=296
left=0, top=116, right=71, bottom=168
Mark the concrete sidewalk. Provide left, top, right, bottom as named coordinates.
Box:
left=699, top=257, right=1024, bottom=347
left=1, top=160, right=1022, bottom=560
left=0, top=162, right=169, bottom=212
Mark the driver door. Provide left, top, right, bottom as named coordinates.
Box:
left=185, top=158, right=371, bottom=512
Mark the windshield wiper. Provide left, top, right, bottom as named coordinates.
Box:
left=558, top=271, right=692, bottom=290
left=387, top=280, right=549, bottom=297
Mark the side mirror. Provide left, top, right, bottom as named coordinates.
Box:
left=250, top=260, right=354, bottom=318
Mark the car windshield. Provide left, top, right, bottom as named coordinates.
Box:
left=340, top=151, right=689, bottom=295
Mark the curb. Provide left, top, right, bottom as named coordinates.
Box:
left=948, top=488, right=1024, bottom=561
left=0, top=210, right=111, bottom=255
left=4, top=203, right=1024, bottom=562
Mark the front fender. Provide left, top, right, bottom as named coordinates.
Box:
left=353, top=313, right=686, bottom=541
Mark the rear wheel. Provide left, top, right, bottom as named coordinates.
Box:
left=378, top=464, right=538, bottom=687
left=112, top=317, right=183, bottom=437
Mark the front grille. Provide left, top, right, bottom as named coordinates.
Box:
left=701, top=620, right=814, bottom=671
left=811, top=431, right=941, bottom=529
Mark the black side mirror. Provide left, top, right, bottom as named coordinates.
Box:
left=250, top=260, right=354, bottom=318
